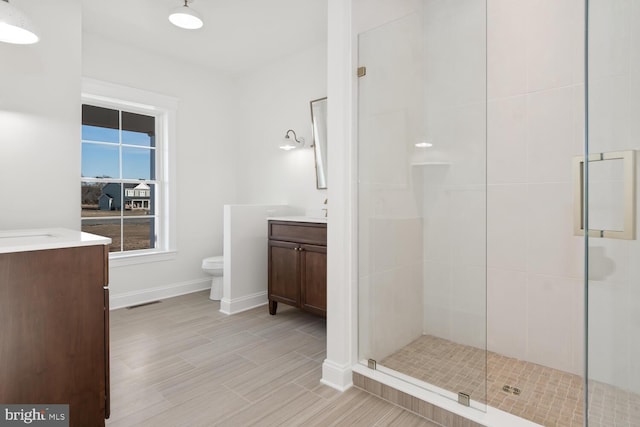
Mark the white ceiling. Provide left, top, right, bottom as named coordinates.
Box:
left=82, top=0, right=328, bottom=74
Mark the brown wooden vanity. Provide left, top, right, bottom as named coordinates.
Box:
left=0, top=230, right=110, bottom=427
left=268, top=220, right=327, bottom=317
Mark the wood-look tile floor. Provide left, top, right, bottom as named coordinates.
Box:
left=106, top=291, right=439, bottom=427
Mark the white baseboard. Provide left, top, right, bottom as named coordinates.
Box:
left=219, top=291, right=268, bottom=315
left=109, top=278, right=211, bottom=310
left=321, top=359, right=353, bottom=392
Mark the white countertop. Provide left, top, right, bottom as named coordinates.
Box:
left=267, top=216, right=327, bottom=224
left=0, top=228, right=112, bottom=254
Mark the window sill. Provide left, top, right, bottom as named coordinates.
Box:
left=109, top=250, right=177, bottom=268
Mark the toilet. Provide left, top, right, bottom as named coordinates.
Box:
left=201, top=256, right=223, bottom=301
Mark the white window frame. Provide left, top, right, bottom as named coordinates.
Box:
left=82, top=78, right=177, bottom=267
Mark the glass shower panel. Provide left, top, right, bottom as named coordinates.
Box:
left=358, top=2, right=487, bottom=410
left=587, top=0, right=640, bottom=425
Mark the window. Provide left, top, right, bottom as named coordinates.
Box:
left=81, top=79, right=177, bottom=263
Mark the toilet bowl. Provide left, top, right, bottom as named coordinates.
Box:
left=202, top=256, right=223, bottom=301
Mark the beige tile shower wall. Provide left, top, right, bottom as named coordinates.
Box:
left=422, top=0, right=588, bottom=377
left=357, top=12, right=426, bottom=362
left=485, top=0, right=586, bottom=376
left=421, top=0, right=487, bottom=351
left=586, top=0, right=640, bottom=394
left=485, top=0, right=640, bottom=393
left=360, top=0, right=639, bottom=395
left=360, top=218, right=425, bottom=361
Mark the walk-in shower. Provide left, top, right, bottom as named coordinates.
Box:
left=356, top=1, right=640, bottom=426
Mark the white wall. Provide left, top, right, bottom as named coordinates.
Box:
left=488, top=0, right=640, bottom=393
left=221, top=204, right=295, bottom=315
left=0, top=0, right=81, bottom=230
left=232, top=43, right=328, bottom=215
left=486, top=0, right=585, bottom=376
left=2, top=8, right=328, bottom=307
left=82, top=33, right=238, bottom=304
left=357, top=12, right=426, bottom=361
left=420, top=0, right=488, bottom=352
left=353, top=0, right=422, bottom=34
left=585, top=0, right=640, bottom=393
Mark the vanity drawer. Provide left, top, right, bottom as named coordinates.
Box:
left=269, top=221, right=327, bottom=246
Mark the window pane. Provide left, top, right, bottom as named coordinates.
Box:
left=82, top=218, right=121, bottom=252
left=81, top=182, right=122, bottom=217
left=122, top=111, right=155, bottom=147
left=81, top=181, right=102, bottom=216
left=82, top=143, right=119, bottom=179
left=123, top=218, right=155, bottom=251
left=122, top=147, right=153, bottom=180
left=123, top=182, right=154, bottom=216
left=82, top=125, right=119, bottom=143
left=82, top=105, right=119, bottom=143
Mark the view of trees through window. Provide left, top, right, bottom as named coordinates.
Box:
left=81, top=104, right=157, bottom=253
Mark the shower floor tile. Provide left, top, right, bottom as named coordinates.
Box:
left=380, top=335, right=640, bottom=427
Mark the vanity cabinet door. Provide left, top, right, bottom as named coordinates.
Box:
left=267, top=220, right=327, bottom=317
left=268, top=240, right=300, bottom=310
left=300, top=244, right=327, bottom=317
left=0, top=245, right=108, bottom=427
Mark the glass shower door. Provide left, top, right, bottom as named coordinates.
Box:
left=586, top=1, right=640, bottom=425
left=357, top=2, right=487, bottom=410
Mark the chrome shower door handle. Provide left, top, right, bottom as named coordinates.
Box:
left=573, top=150, right=636, bottom=240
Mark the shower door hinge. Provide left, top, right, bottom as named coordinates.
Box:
left=367, top=359, right=377, bottom=370
left=458, top=392, right=470, bottom=407
left=357, top=66, right=367, bottom=77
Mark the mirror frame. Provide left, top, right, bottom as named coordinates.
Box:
left=310, top=97, right=328, bottom=189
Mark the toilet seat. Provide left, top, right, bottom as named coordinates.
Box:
left=202, top=256, right=223, bottom=270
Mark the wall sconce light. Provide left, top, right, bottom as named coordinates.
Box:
left=279, top=129, right=305, bottom=151
left=169, top=0, right=204, bottom=30
left=0, top=0, right=39, bottom=45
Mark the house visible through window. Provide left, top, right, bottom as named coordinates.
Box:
left=81, top=104, right=159, bottom=253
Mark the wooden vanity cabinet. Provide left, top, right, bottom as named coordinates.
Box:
left=0, top=244, right=110, bottom=427
left=268, top=220, right=327, bottom=317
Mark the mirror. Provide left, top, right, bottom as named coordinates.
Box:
left=310, top=97, right=328, bottom=189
